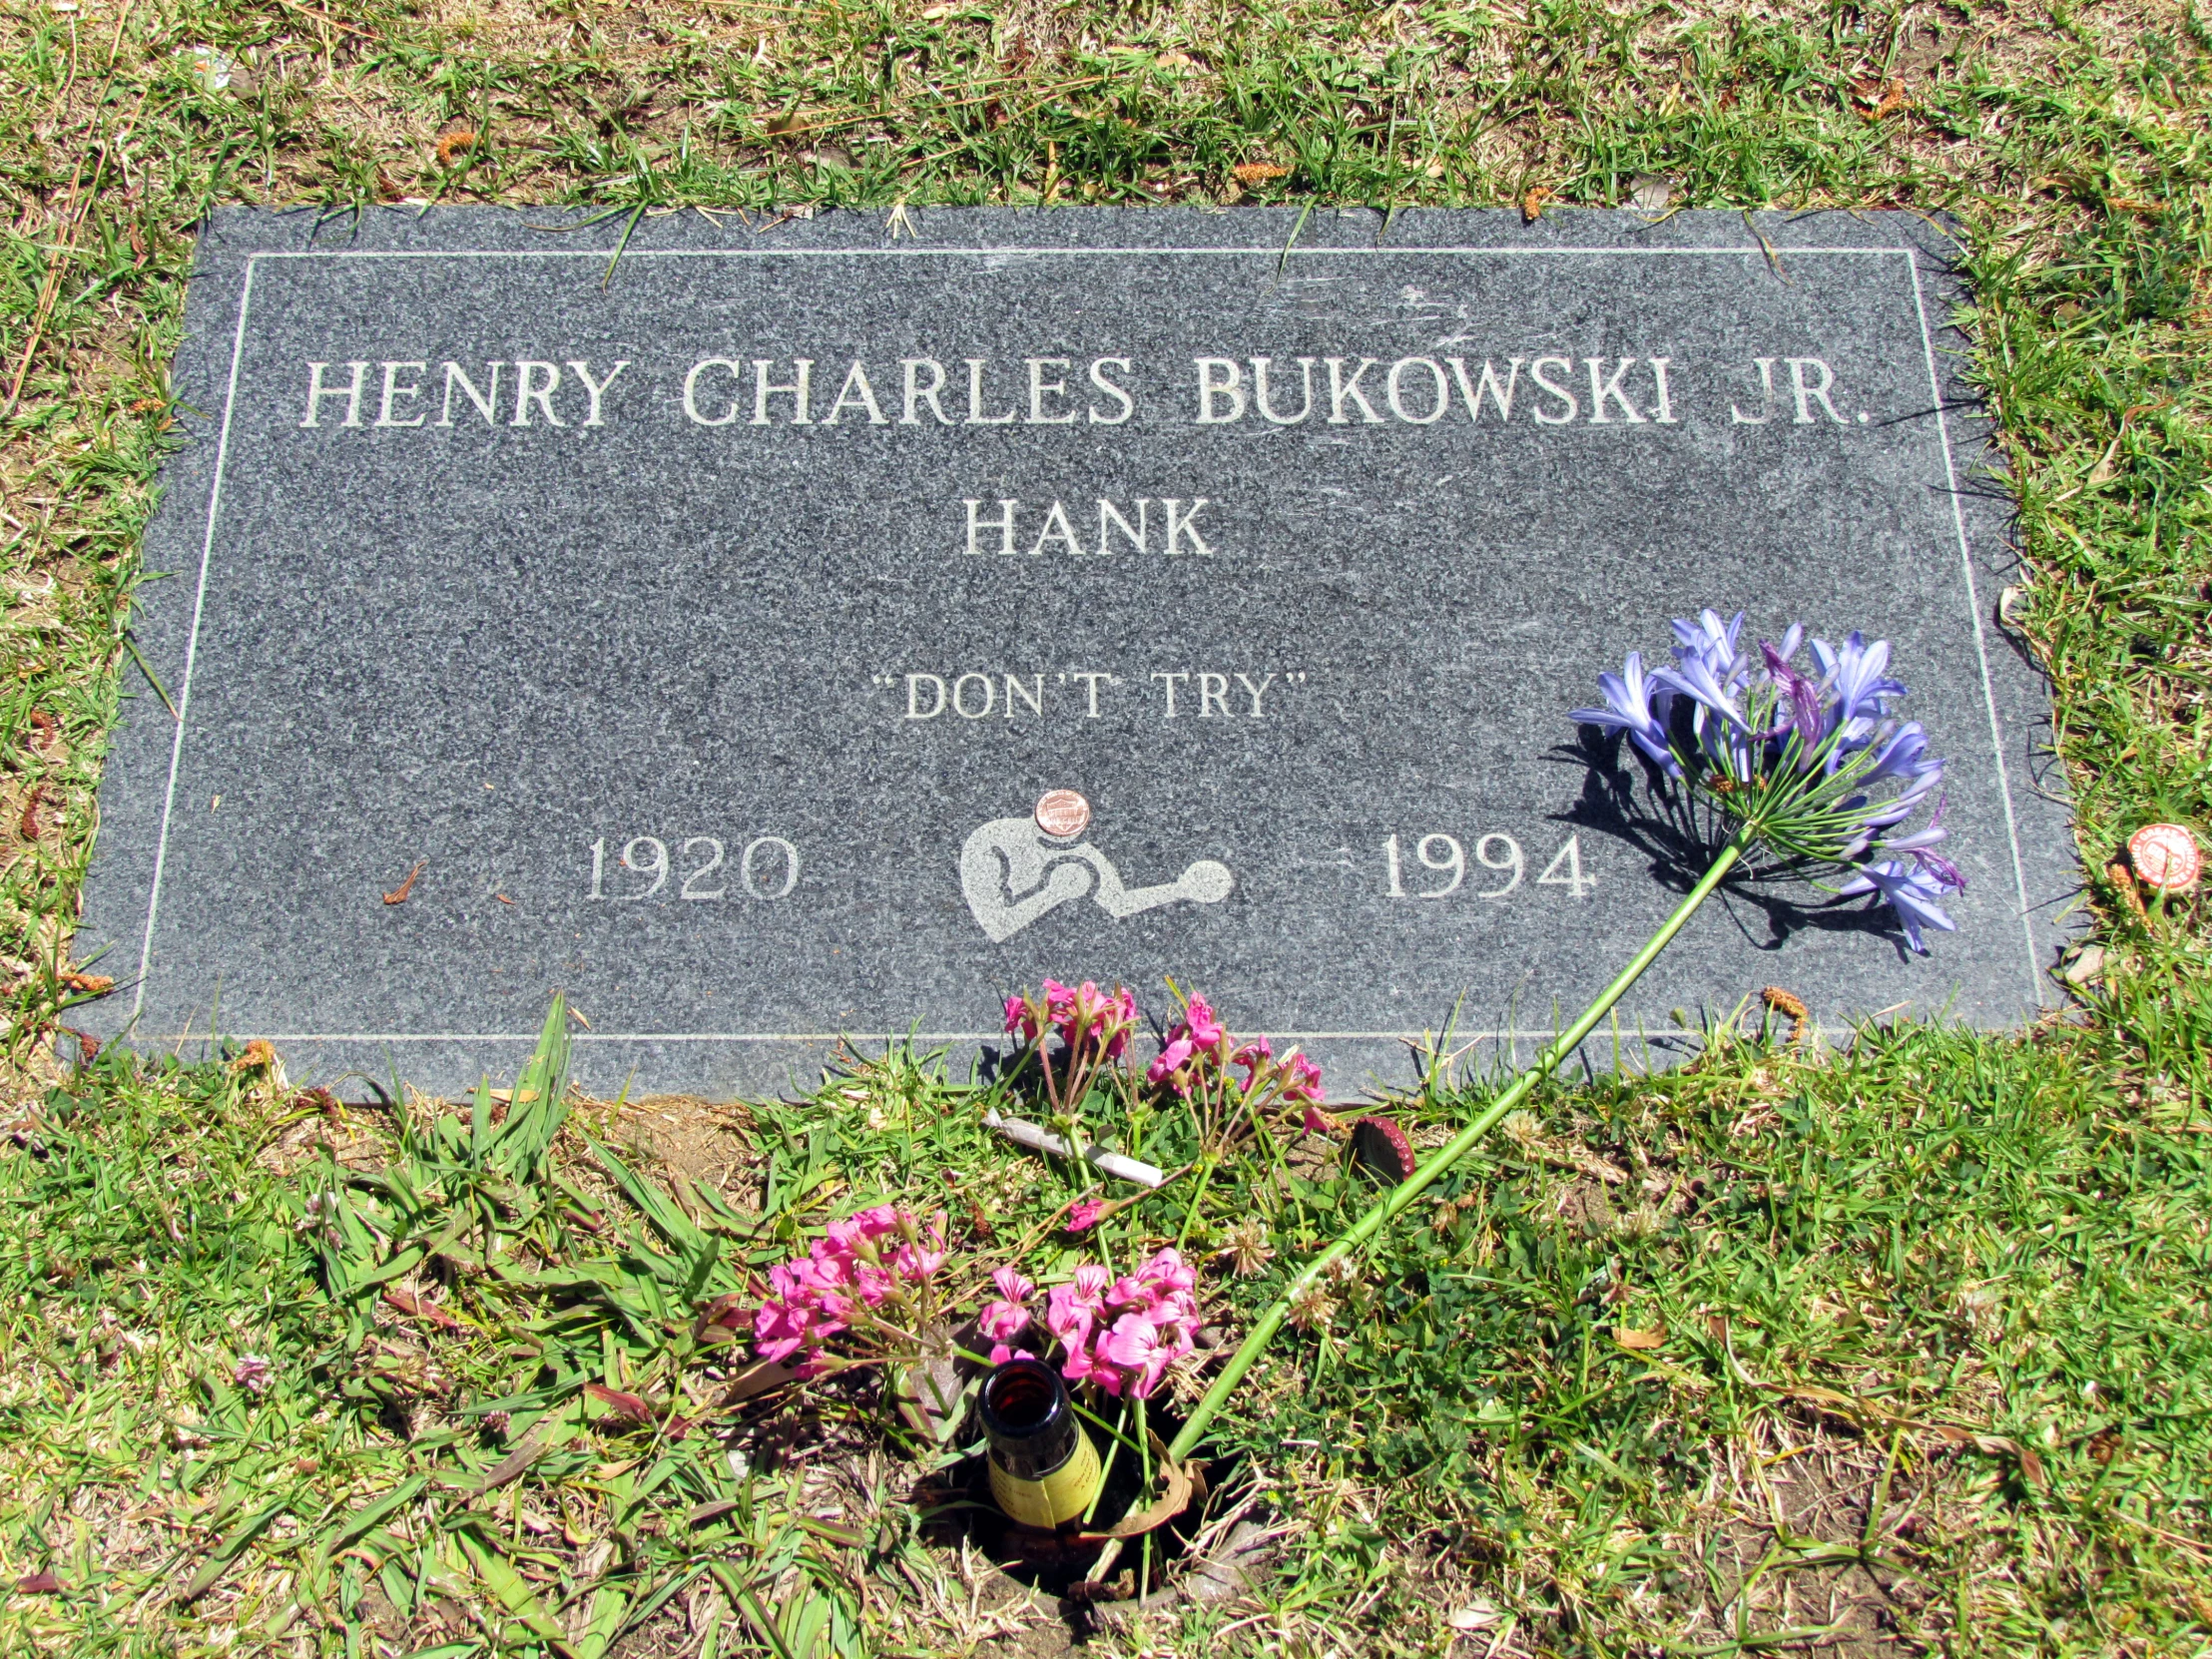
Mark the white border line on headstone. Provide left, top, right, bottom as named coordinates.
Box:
left=132, top=255, right=260, bottom=1024
left=1904, top=255, right=2043, bottom=1006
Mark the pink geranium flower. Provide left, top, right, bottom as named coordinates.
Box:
left=1004, top=978, right=1143, bottom=1085
left=1097, top=1312, right=1177, bottom=1398
left=1045, top=1265, right=1109, bottom=1349
left=978, top=1264, right=1037, bottom=1344
left=1232, top=1036, right=1272, bottom=1081
left=1044, top=1249, right=1200, bottom=1399
left=1064, top=1198, right=1109, bottom=1233
left=1060, top=1333, right=1100, bottom=1385
left=751, top=1202, right=951, bottom=1372
left=1131, top=1246, right=1196, bottom=1301
left=1146, top=1036, right=1194, bottom=1086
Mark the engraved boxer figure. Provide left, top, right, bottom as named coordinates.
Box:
left=959, top=795, right=1233, bottom=943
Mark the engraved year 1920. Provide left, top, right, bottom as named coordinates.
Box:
left=587, top=833, right=802, bottom=901
left=1382, top=830, right=1594, bottom=900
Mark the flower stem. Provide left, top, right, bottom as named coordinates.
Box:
left=1173, top=1155, right=1216, bottom=1248
left=1082, top=1399, right=1130, bottom=1526
left=1164, top=838, right=1746, bottom=1466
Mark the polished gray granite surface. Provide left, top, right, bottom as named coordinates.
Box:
left=77, top=206, right=2075, bottom=1098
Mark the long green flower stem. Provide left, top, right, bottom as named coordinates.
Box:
left=1165, top=838, right=1746, bottom=1466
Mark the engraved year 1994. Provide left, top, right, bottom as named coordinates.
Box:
left=1382, top=830, right=1594, bottom=900
left=587, top=833, right=801, bottom=901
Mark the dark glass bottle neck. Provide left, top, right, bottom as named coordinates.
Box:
left=979, top=1359, right=1080, bottom=1479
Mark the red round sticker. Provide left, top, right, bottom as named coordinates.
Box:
left=2128, top=823, right=2202, bottom=893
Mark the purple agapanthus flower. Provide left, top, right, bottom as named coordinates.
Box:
left=1571, top=611, right=1965, bottom=955
left=1836, top=860, right=1959, bottom=953
left=1871, top=794, right=1966, bottom=893
left=1811, top=632, right=1907, bottom=725
left=1568, top=651, right=1679, bottom=775
left=1650, top=642, right=1746, bottom=726
left=1671, top=608, right=1747, bottom=675
left=1855, top=721, right=1941, bottom=800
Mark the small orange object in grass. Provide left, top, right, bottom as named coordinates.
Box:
left=435, top=127, right=478, bottom=168
left=1521, top=185, right=1553, bottom=224
left=1232, top=162, right=1289, bottom=185
left=2128, top=823, right=2201, bottom=893
left=1761, top=985, right=1810, bottom=1044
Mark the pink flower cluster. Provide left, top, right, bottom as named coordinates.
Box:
left=980, top=1248, right=1200, bottom=1400
left=1003, top=978, right=1138, bottom=1059
left=754, top=1204, right=947, bottom=1373
left=1146, top=993, right=1324, bottom=1103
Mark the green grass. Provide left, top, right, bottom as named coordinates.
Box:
left=1, top=0, right=2210, bottom=1653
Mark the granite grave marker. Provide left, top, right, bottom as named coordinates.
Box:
left=78, top=207, right=2077, bottom=1097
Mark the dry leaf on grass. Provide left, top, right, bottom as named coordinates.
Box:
left=383, top=1287, right=462, bottom=1331
left=1932, top=1422, right=2047, bottom=1489
left=1613, top=1325, right=1666, bottom=1351
left=583, top=1382, right=656, bottom=1424
left=1628, top=173, right=1673, bottom=212
left=1521, top=185, right=1553, bottom=223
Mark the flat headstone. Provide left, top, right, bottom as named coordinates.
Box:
left=79, top=207, right=2076, bottom=1098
